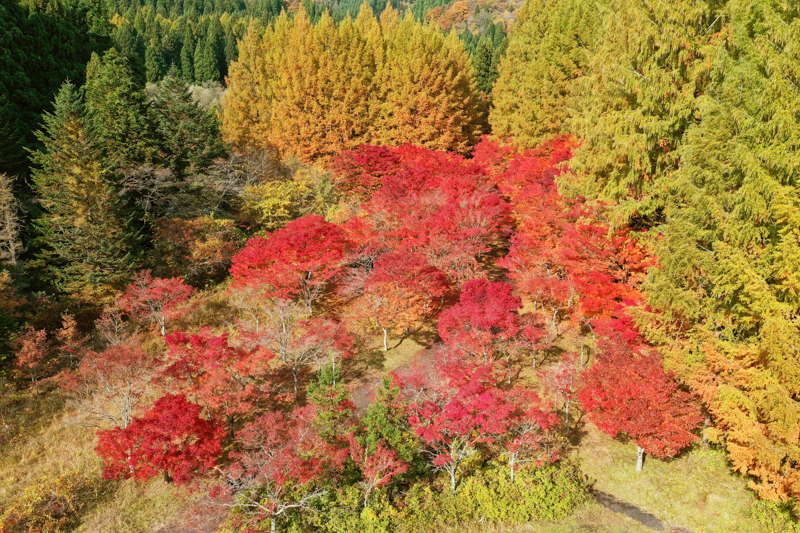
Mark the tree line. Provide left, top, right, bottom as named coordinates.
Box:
left=491, top=0, right=800, bottom=506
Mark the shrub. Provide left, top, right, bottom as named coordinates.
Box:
left=750, top=500, right=800, bottom=533
left=0, top=471, right=108, bottom=532
left=290, top=462, right=588, bottom=533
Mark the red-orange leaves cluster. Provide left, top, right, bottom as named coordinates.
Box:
left=348, top=436, right=408, bottom=508
left=164, top=331, right=277, bottom=433
left=332, top=144, right=510, bottom=285
left=438, top=279, right=521, bottom=359
left=329, top=145, right=400, bottom=201
left=578, top=330, right=702, bottom=470
left=118, top=270, right=195, bottom=336
left=351, top=251, right=448, bottom=351
left=484, top=137, right=651, bottom=338
left=400, top=357, right=516, bottom=492
left=230, top=215, right=351, bottom=312
left=15, top=314, right=87, bottom=383
left=61, top=340, right=153, bottom=428
left=214, top=405, right=348, bottom=531
left=96, top=393, right=223, bottom=484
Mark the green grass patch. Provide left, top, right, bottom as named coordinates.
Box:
left=576, top=424, right=768, bottom=533
left=447, top=501, right=655, bottom=533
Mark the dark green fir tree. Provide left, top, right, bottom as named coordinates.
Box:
left=84, top=49, right=156, bottom=168
left=30, top=82, right=142, bottom=302
left=152, top=65, right=227, bottom=178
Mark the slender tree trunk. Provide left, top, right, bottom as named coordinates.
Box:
left=292, top=368, right=299, bottom=396
left=509, top=458, right=515, bottom=482
left=160, top=320, right=166, bottom=337
left=636, top=445, right=645, bottom=472
left=271, top=517, right=276, bottom=533
left=383, top=327, right=388, bottom=352
left=449, top=467, right=457, bottom=493
left=564, top=398, right=570, bottom=437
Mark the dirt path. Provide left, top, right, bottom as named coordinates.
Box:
left=590, top=490, right=695, bottom=533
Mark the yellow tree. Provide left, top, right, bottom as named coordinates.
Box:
left=224, top=8, right=378, bottom=161
left=223, top=5, right=482, bottom=160
left=490, top=0, right=601, bottom=147
left=375, top=12, right=483, bottom=153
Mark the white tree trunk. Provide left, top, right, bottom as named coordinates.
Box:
left=636, top=445, right=645, bottom=472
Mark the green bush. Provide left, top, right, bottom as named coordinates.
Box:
left=396, top=463, right=588, bottom=532
left=750, top=500, right=800, bottom=533
left=295, top=462, right=588, bottom=533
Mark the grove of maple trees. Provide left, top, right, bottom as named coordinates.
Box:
left=3, top=0, right=799, bottom=530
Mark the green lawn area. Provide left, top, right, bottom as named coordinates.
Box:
left=575, top=424, right=767, bottom=533
left=445, top=501, right=653, bottom=533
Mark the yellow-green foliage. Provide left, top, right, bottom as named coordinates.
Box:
left=296, top=463, right=588, bottom=533
left=490, top=0, right=601, bottom=147
left=397, top=464, right=588, bottom=530
left=0, top=471, right=107, bottom=532
left=239, top=165, right=333, bottom=232
left=749, top=501, right=800, bottom=533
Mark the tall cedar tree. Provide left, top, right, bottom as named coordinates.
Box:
left=643, top=0, right=800, bottom=502
left=0, top=0, right=108, bottom=175
left=151, top=66, right=227, bottom=179
left=224, top=5, right=482, bottom=161
left=373, top=8, right=484, bottom=152
left=84, top=49, right=156, bottom=169
left=564, top=0, right=728, bottom=223
left=30, top=82, right=141, bottom=302
left=490, top=0, right=600, bottom=148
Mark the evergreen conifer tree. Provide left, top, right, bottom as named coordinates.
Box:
left=490, top=0, right=601, bottom=148
left=194, top=37, right=219, bottom=83
left=30, top=82, right=141, bottom=302
left=644, top=0, right=800, bottom=502
left=180, top=26, right=195, bottom=82
left=564, top=0, right=728, bottom=222
left=152, top=65, right=227, bottom=178
left=145, top=38, right=165, bottom=82
left=473, top=36, right=497, bottom=94
left=84, top=49, right=156, bottom=168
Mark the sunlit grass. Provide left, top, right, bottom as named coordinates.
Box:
left=575, top=424, right=766, bottom=533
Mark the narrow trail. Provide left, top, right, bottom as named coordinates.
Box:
left=590, top=490, right=695, bottom=533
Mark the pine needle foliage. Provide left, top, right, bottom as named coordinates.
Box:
left=644, top=0, right=800, bottom=503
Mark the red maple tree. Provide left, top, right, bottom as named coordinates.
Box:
left=352, top=251, right=449, bottom=351
left=214, top=405, right=348, bottom=533
left=118, top=270, right=195, bottom=336
left=348, top=436, right=408, bottom=508
left=578, top=329, right=702, bottom=471
left=400, top=356, right=515, bottom=492
left=95, top=393, right=224, bottom=484
left=163, top=330, right=277, bottom=436
left=230, top=214, right=351, bottom=313
left=61, top=339, right=154, bottom=429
